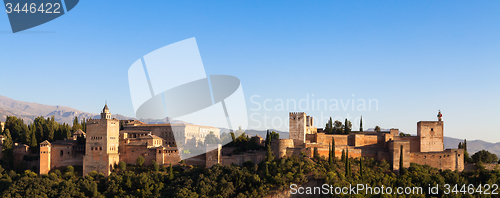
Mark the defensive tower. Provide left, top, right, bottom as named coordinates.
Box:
left=83, top=104, right=120, bottom=176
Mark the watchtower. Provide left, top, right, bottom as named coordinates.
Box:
left=39, top=140, right=51, bottom=174
left=417, top=111, right=444, bottom=152
left=289, top=112, right=307, bottom=145
left=83, top=104, right=120, bottom=176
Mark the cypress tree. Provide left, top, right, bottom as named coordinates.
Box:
left=399, top=145, right=404, bottom=174
left=463, top=139, right=467, bottom=151
left=344, top=118, right=348, bottom=134
left=30, top=129, right=37, bottom=148
left=360, top=157, right=363, bottom=180
left=265, top=162, right=270, bottom=177
left=360, top=116, right=363, bottom=132
left=265, top=132, right=274, bottom=162
left=1, top=129, right=14, bottom=169
left=265, top=130, right=270, bottom=147
left=328, top=117, right=333, bottom=134
left=328, top=143, right=332, bottom=166
left=341, top=149, right=345, bottom=161
left=332, top=137, right=335, bottom=160
left=345, top=149, right=350, bottom=177
left=169, top=163, right=174, bottom=180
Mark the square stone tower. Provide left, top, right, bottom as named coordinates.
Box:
left=39, top=140, right=51, bottom=174
left=289, top=112, right=307, bottom=145
left=417, top=121, right=444, bottom=152
left=83, top=104, right=120, bottom=176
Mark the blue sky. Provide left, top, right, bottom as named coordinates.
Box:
left=0, top=1, right=499, bottom=142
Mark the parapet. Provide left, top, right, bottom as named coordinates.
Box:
left=289, top=112, right=306, bottom=118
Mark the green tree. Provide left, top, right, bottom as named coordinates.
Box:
left=359, top=157, right=363, bottom=180
left=265, top=137, right=274, bottom=162
left=345, top=149, right=351, bottom=177
left=1, top=129, right=14, bottom=169
left=471, top=150, right=498, bottom=163
left=374, top=126, right=381, bottom=132
left=119, top=161, right=126, bottom=171
left=230, top=131, right=236, bottom=143
left=314, top=147, right=319, bottom=160
left=333, top=120, right=343, bottom=134
left=80, top=118, right=86, bottom=132
left=270, top=131, right=279, bottom=140
left=152, top=160, right=159, bottom=172
left=331, top=137, right=335, bottom=160
left=136, top=156, right=145, bottom=167
left=325, top=117, right=334, bottom=134
left=29, top=128, right=37, bottom=151
left=328, top=143, right=332, bottom=165
left=343, top=118, right=352, bottom=134
left=169, top=163, right=174, bottom=180
left=341, top=149, right=345, bottom=161
left=265, top=162, right=270, bottom=177
left=399, top=145, right=406, bottom=175
left=463, top=139, right=472, bottom=163
left=265, top=130, right=270, bottom=148
left=72, top=116, right=82, bottom=132
left=360, top=116, right=363, bottom=132
left=204, top=131, right=220, bottom=145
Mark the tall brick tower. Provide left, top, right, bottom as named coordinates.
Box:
left=39, top=140, right=51, bottom=174
left=417, top=111, right=444, bottom=152
left=83, top=104, right=120, bottom=176
left=289, top=112, right=307, bottom=145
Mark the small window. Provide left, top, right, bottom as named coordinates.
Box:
left=60, top=150, right=63, bottom=156
left=431, top=128, right=434, bottom=131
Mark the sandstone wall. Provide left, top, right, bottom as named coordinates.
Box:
left=410, top=149, right=464, bottom=171
left=50, top=145, right=84, bottom=168
left=221, top=151, right=265, bottom=166
left=289, top=112, right=306, bottom=144
left=271, top=139, right=294, bottom=159
left=417, top=121, right=444, bottom=152
left=389, top=140, right=411, bottom=171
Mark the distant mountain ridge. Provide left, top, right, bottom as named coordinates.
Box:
left=0, top=95, right=133, bottom=124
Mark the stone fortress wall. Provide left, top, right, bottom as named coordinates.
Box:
left=34, top=107, right=463, bottom=175
left=38, top=105, right=217, bottom=176
left=273, top=112, right=464, bottom=172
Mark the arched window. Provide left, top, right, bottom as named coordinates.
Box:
left=60, top=150, right=63, bottom=156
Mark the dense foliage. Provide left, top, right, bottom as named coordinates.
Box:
left=471, top=150, right=499, bottom=164
left=0, top=153, right=498, bottom=197
left=1, top=116, right=85, bottom=170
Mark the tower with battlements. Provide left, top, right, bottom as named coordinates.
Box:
left=83, top=104, right=120, bottom=176
left=289, top=112, right=307, bottom=145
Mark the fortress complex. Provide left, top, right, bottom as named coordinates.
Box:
left=272, top=112, right=464, bottom=171
left=35, top=106, right=463, bottom=176
left=39, top=104, right=220, bottom=176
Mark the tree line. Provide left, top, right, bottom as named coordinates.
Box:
left=1, top=116, right=87, bottom=169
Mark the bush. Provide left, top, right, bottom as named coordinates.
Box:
left=471, top=150, right=498, bottom=163
left=119, top=161, right=126, bottom=171
left=136, top=156, right=145, bottom=167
